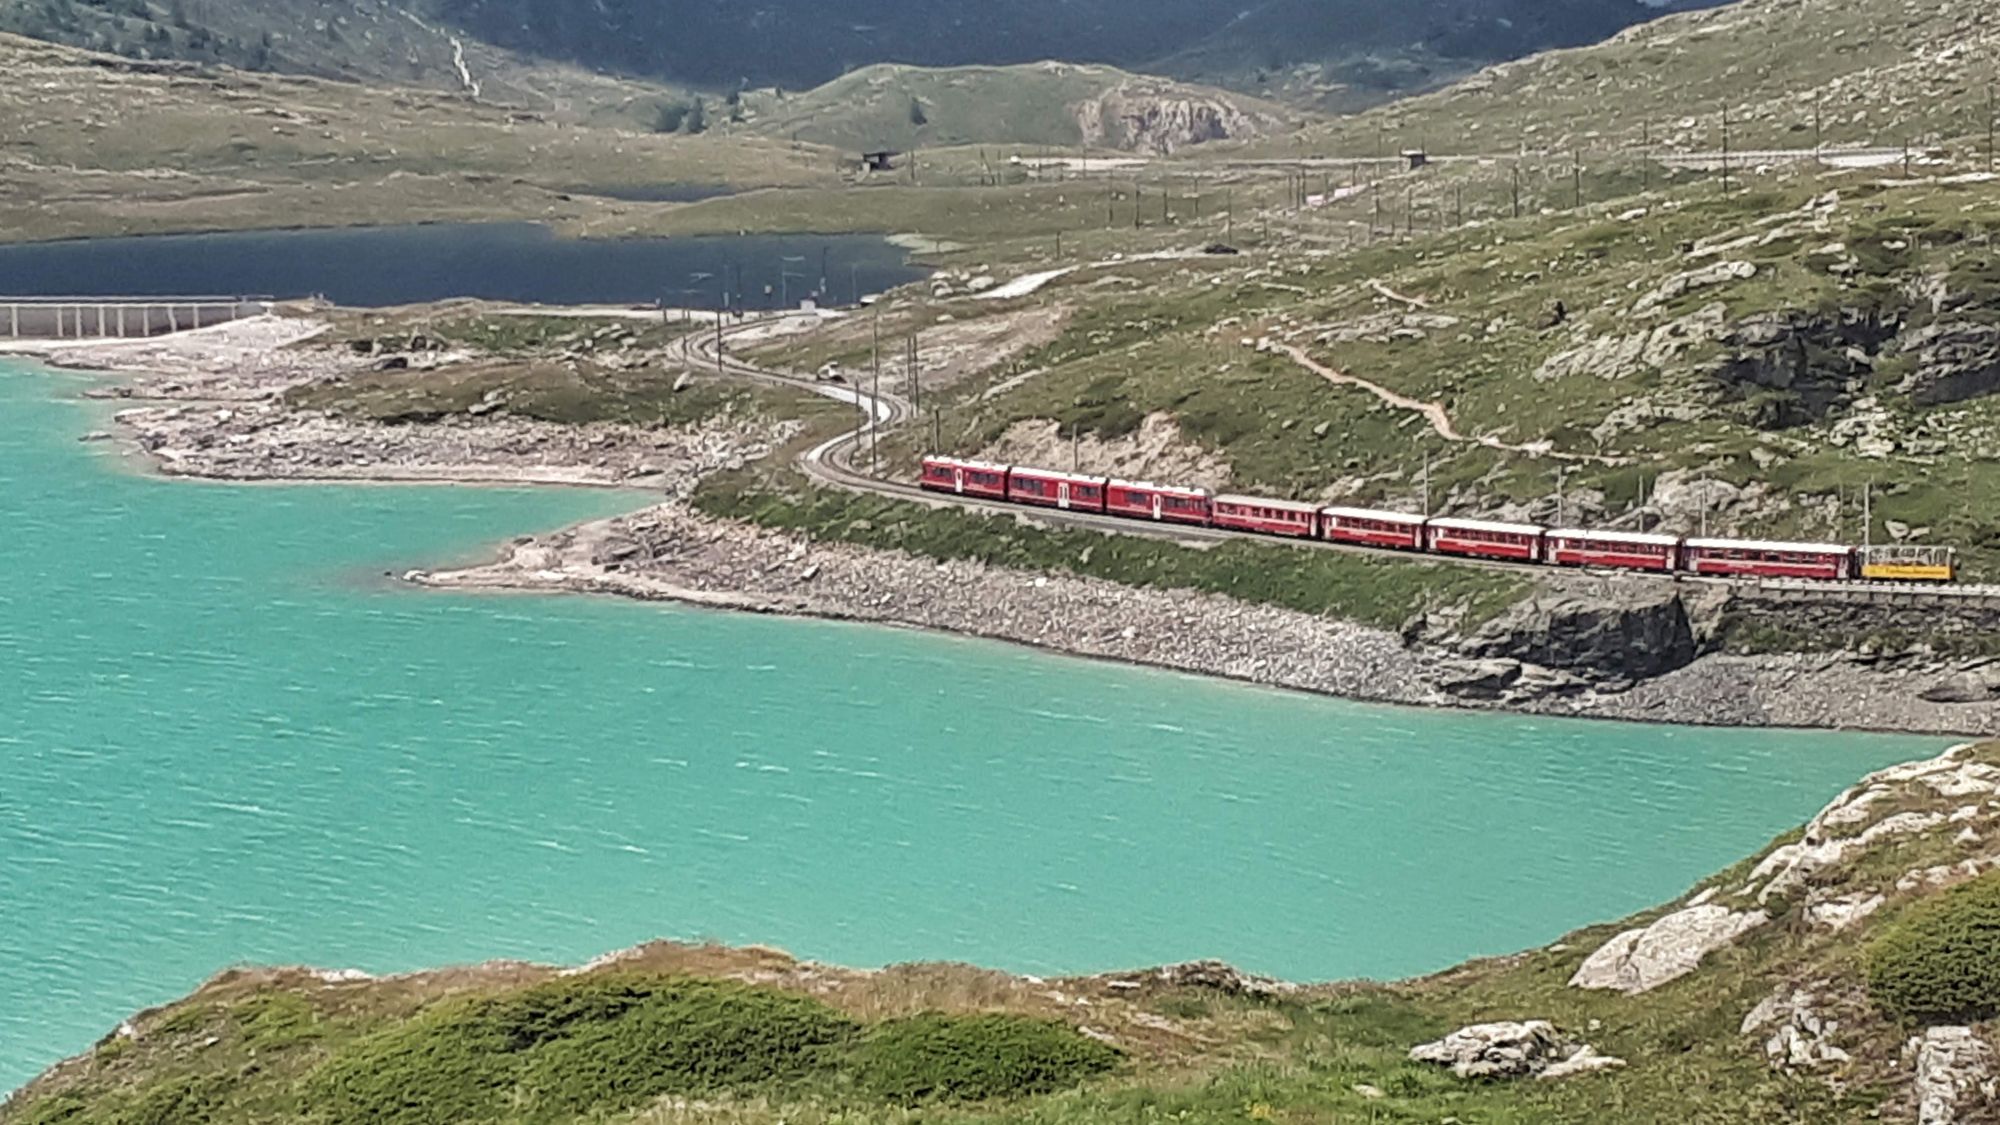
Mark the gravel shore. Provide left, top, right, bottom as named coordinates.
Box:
left=413, top=501, right=2000, bottom=737
left=27, top=314, right=1997, bottom=737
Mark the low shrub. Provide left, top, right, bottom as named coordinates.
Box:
left=1865, top=871, right=2000, bottom=1022
left=854, top=1012, right=1121, bottom=1104
left=307, top=974, right=859, bottom=1125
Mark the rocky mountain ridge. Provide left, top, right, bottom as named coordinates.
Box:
left=0, top=0, right=1703, bottom=114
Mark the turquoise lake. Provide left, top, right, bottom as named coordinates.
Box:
left=0, top=359, right=1940, bottom=1090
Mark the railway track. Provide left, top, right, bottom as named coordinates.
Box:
left=672, top=314, right=2000, bottom=607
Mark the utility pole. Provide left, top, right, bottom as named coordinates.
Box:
left=931, top=408, right=941, bottom=455
left=908, top=333, right=919, bottom=416
left=1511, top=164, right=1522, bottom=219
left=1863, top=481, right=1873, bottom=548
left=1572, top=149, right=1583, bottom=211
left=870, top=309, right=881, bottom=475
left=1556, top=465, right=1566, bottom=527
left=1641, top=121, right=1651, bottom=193
left=1422, top=449, right=1431, bottom=517
left=1699, top=474, right=1709, bottom=538
left=1225, top=189, right=1233, bottom=240
left=1989, top=81, right=1996, bottom=172
left=1813, top=96, right=1823, bottom=164
left=1720, top=106, right=1731, bottom=193
left=1071, top=425, right=1080, bottom=473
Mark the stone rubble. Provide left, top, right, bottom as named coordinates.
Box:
left=1740, top=985, right=1852, bottom=1071
left=1408, top=1021, right=1624, bottom=1080
left=1912, top=1026, right=1999, bottom=1125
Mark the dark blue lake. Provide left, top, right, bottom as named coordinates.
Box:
left=0, top=223, right=925, bottom=309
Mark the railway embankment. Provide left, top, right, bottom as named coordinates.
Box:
left=36, top=312, right=2000, bottom=736
left=408, top=499, right=2000, bottom=735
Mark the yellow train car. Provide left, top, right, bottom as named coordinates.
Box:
left=1858, top=545, right=1958, bottom=583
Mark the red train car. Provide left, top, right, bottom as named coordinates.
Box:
left=1320, top=507, right=1427, bottom=551
left=1006, top=467, right=1109, bottom=513
left=1212, top=495, right=1320, bottom=539
left=1546, top=528, right=1682, bottom=572
left=1104, top=478, right=1213, bottom=526
left=1681, top=538, right=1854, bottom=581
left=1426, top=517, right=1547, bottom=562
left=919, top=455, right=1010, bottom=500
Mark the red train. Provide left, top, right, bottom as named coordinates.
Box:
left=917, top=455, right=1943, bottom=583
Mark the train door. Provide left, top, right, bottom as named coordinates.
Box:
left=1151, top=494, right=1164, bottom=521
left=952, top=467, right=966, bottom=495
left=1057, top=481, right=1072, bottom=510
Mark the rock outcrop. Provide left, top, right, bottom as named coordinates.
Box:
left=1741, top=985, right=1852, bottom=1071
left=1743, top=746, right=1999, bottom=909
left=1568, top=904, right=1768, bottom=994
left=1440, top=581, right=1717, bottom=690
left=1072, top=80, right=1285, bottom=155
left=1408, top=1021, right=1623, bottom=1080
left=1104, top=960, right=1299, bottom=999
left=1632, top=260, right=1756, bottom=315
left=1899, top=321, right=2000, bottom=407
left=1711, top=307, right=1901, bottom=429
left=1913, top=1026, right=1999, bottom=1125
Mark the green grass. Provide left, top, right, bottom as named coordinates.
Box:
left=693, top=465, right=1528, bottom=631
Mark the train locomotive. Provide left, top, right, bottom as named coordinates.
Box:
left=918, top=455, right=1958, bottom=584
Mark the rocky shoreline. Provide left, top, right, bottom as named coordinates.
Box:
left=19, top=315, right=1999, bottom=737
left=409, top=501, right=1998, bottom=735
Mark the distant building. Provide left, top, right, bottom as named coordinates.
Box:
left=860, top=150, right=900, bottom=173
left=1402, top=149, right=1430, bottom=171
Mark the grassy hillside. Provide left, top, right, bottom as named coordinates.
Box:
left=0, top=33, right=836, bottom=243
left=0, top=0, right=690, bottom=126
left=1265, top=0, right=2000, bottom=156
left=736, top=62, right=1294, bottom=155
left=10, top=741, right=2000, bottom=1124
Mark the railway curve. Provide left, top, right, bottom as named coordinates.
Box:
left=670, top=314, right=2000, bottom=609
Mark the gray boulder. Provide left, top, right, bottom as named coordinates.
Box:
left=1445, top=584, right=1711, bottom=686
left=1922, top=670, right=2000, bottom=705
left=1569, top=904, right=1769, bottom=994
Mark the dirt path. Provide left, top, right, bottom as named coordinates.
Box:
left=1276, top=343, right=1620, bottom=464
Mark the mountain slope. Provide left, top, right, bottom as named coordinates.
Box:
left=737, top=62, right=1294, bottom=154
left=0, top=0, right=1706, bottom=114
left=0, top=0, right=690, bottom=126
left=1283, top=0, right=1999, bottom=155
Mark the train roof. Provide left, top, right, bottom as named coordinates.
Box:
left=1320, top=506, right=1428, bottom=524
left=1547, top=528, right=1683, bottom=547
left=922, top=455, right=1011, bottom=473
left=1008, top=466, right=1110, bottom=486
left=1213, top=494, right=1321, bottom=513
left=1683, top=537, right=1854, bottom=555
left=1106, top=477, right=1212, bottom=497
left=1426, top=517, right=1548, bottom=536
